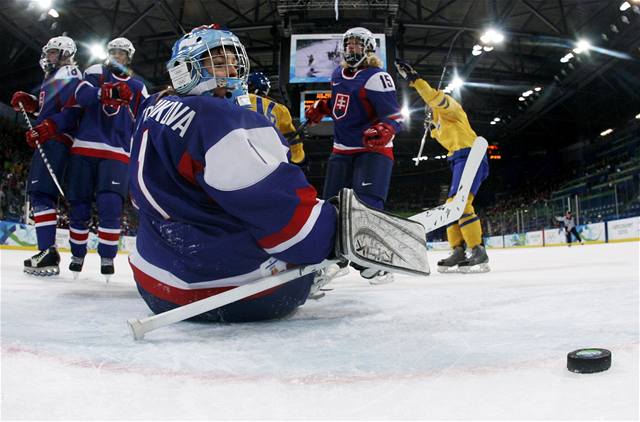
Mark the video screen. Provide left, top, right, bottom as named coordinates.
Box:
left=299, top=90, right=332, bottom=123
left=289, top=33, right=387, bottom=83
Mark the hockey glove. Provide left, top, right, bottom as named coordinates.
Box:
left=100, top=82, right=133, bottom=107
left=304, top=99, right=331, bottom=124
left=11, top=91, right=38, bottom=113
left=362, top=122, right=395, bottom=149
left=394, top=59, right=420, bottom=83
left=25, top=119, right=57, bottom=149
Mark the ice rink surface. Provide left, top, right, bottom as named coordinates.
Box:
left=1, top=242, right=638, bottom=420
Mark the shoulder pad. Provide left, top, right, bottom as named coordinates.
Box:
left=364, top=70, right=396, bottom=92
left=84, top=64, right=103, bottom=76
left=53, top=65, right=82, bottom=81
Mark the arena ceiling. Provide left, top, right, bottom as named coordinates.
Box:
left=1, top=0, right=639, bottom=157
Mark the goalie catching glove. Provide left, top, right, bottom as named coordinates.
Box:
left=332, top=188, right=430, bottom=277
left=100, top=81, right=133, bottom=107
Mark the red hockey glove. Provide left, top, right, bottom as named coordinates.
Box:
left=25, top=119, right=57, bottom=149
left=363, top=122, right=395, bottom=148
left=304, top=99, right=331, bottom=124
left=100, top=82, right=133, bottom=107
left=11, top=91, right=38, bottom=113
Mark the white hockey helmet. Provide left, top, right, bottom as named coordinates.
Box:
left=108, top=37, right=136, bottom=61
left=40, top=36, right=76, bottom=73
left=341, top=27, right=376, bottom=68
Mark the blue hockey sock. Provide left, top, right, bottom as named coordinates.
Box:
left=97, top=192, right=123, bottom=259
left=69, top=200, right=91, bottom=258
left=31, top=192, right=58, bottom=251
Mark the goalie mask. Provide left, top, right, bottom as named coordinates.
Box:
left=166, top=24, right=249, bottom=101
left=40, top=36, right=76, bottom=74
left=341, top=27, right=376, bottom=68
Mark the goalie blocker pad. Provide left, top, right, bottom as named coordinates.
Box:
left=337, top=188, right=430, bottom=276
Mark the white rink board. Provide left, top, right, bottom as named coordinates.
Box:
left=608, top=216, right=640, bottom=241
left=2, top=242, right=638, bottom=420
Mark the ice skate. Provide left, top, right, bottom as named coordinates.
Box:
left=437, top=246, right=466, bottom=273
left=23, top=247, right=60, bottom=276
left=101, top=257, right=114, bottom=283
left=458, top=245, right=490, bottom=273
left=69, top=256, right=84, bottom=279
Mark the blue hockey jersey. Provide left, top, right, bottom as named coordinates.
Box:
left=128, top=94, right=337, bottom=305
left=329, top=66, right=403, bottom=159
left=35, top=65, right=82, bottom=146
left=73, top=64, right=148, bottom=163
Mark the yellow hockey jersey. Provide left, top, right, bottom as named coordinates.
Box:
left=248, top=93, right=305, bottom=164
left=410, top=79, right=477, bottom=154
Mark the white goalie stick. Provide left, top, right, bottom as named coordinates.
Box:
left=18, top=102, right=66, bottom=199
left=127, top=259, right=337, bottom=340
left=127, top=138, right=487, bottom=340
left=409, top=136, right=488, bottom=232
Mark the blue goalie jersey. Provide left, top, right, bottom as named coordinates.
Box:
left=128, top=94, right=337, bottom=305
left=329, top=66, right=403, bottom=159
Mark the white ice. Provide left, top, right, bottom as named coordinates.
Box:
left=1, top=242, right=638, bottom=420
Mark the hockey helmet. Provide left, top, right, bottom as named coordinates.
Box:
left=108, top=37, right=136, bottom=61
left=341, top=27, right=376, bottom=68
left=247, top=72, right=271, bottom=96
left=40, top=36, right=76, bottom=73
left=166, top=24, right=249, bottom=101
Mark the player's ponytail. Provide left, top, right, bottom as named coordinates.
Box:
left=364, top=52, right=383, bottom=68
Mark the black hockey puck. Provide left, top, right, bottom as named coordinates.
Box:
left=567, top=348, right=612, bottom=373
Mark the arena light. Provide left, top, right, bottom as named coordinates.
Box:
left=36, top=0, right=52, bottom=9
left=490, top=121, right=496, bottom=125
left=483, top=45, right=494, bottom=52
left=635, top=113, right=640, bottom=119
left=620, top=1, right=631, bottom=10
left=450, top=77, right=464, bottom=90
left=534, top=87, right=542, bottom=92
left=401, top=105, right=411, bottom=121
left=573, top=39, right=592, bottom=54
left=472, top=49, right=482, bottom=56
left=560, top=53, right=573, bottom=63
left=494, top=117, right=501, bottom=122
left=518, top=96, right=525, bottom=101
left=600, top=128, right=614, bottom=136
left=480, top=28, right=505, bottom=45
left=89, top=44, right=107, bottom=60
left=47, top=8, right=59, bottom=18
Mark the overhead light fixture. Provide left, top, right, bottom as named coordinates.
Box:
left=494, top=117, right=501, bottom=122
left=473, top=44, right=482, bottom=50
left=635, top=113, right=640, bottom=119
left=89, top=43, right=107, bottom=60
left=401, top=105, right=411, bottom=121
left=600, top=128, right=614, bottom=136
left=560, top=53, right=574, bottom=63
left=483, top=45, right=494, bottom=52
left=37, top=0, right=52, bottom=9
left=450, top=77, right=464, bottom=90
left=480, top=28, right=505, bottom=44
left=573, top=39, right=591, bottom=54
left=47, top=8, right=59, bottom=18
left=620, top=1, right=631, bottom=10
left=534, top=87, right=542, bottom=92
left=490, top=121, right=497, bottom=125
left=472, top=49, right=482, bottom=56
left=518, top=97, right=525, bottom=101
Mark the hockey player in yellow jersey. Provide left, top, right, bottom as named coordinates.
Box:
left=247, top=72, right=307, bottom=167
left=395, top=59, right=490, bottom=273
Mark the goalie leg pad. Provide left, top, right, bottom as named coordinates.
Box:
left=337, top=188, right=430, bottom=276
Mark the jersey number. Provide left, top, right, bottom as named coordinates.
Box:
left=379, top=74, right=394, bottom=89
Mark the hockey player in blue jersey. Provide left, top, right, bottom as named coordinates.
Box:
left=66, top=37, right=148, bottom=279
left=305, top=27, right=403, bottom=211
left=127, top=25, right=341, bottom=322
left=10, top=36, right=82, bottom=276
left=305, top=27, right=404, bottom=284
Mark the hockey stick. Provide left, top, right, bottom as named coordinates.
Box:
left=18, top=102, right=66, bottom=199
left=412, top=124, right=429, bottom=166
left=287, top=120, right=309, bottom=146
left=127, top=259, right=337, bottom=340
left=409, top=137, right=488, bottom=232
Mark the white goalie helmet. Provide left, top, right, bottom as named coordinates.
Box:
left=342, top=27, right=376, bottom=68
left=40, top=36, right=76, bottom=73
left=108, top=37, right=136, bottom=61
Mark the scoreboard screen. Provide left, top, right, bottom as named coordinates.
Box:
left=300, top=90, right=332, bottom=123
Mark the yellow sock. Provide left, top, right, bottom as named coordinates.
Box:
left=458, top=194, right=483, bottom=248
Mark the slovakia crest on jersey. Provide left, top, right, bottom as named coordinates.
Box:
left=332, top=93, right=350, bottom=120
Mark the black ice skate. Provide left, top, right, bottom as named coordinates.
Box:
left=69, top=256, right=84, bottom=279
left=437, top=246, right=466, bottom=273
left=23, top=247, right=60, bottom=276
left=458, top=245, right=490, bottom=273
left=100, top=257, right=114, bottom=282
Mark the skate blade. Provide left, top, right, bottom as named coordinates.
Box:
left=71, top=271, right=80, bottom=280
left=24, top=266, right=60, bottom=276
left=308, top=291, right=326, bottom=300
left=437, top=265, right=460, bottom=274
left=368, top=273, right=395, bottom=285
left=458, top=263, right=490, bottom=273
left=103, top=275, right=112, bottom=283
